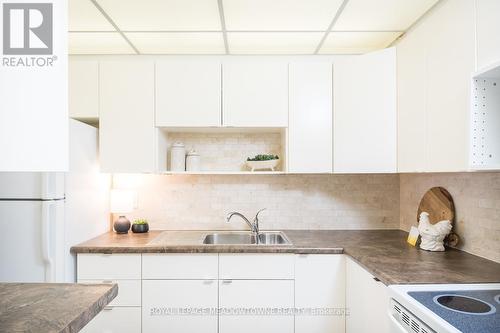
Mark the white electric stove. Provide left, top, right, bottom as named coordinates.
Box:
left=388, top=284, right=500, bottom=333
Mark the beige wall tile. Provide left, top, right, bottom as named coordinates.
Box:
left=400, top=172, right=500, bottom=263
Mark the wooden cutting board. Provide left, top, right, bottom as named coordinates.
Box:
left=417, top=187, right=455, bottom=225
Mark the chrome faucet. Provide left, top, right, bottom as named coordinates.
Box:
left=226, top=209, right=266, bottom=242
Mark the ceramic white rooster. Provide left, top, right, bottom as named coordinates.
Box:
left=418, top=212, right=452, bottom=251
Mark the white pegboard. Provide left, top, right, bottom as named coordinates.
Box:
left=470, top=77, right=500, bottom=169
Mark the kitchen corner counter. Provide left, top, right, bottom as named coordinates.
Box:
left=70, top=229, right=500, bottom=286
left=0, top=283, right=117, bottom=333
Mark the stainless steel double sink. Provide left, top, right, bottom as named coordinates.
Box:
left=203, top=231, right=291, bottom=245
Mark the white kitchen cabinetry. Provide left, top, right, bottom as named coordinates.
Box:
left=396, top=0, right=475, bottom=172
left=476, top=0, right=500, bottom=70
left=155, top=61, right=221, bottom=127
left=99, top=60, right=157, bottom=173
left=219, top=280, right=294, bottom=333
left=345, top=257, right=388, bottom=333
left=288, top=62, right=333, bottom=173
left=80, top=307, right=141, bottom=333
left=222, top=61, right=288, bottom=127
left=142, top=280, right=218, bottom=333
left=295, top=254, right=345, bottom=333
left=77, top=254, right=142, bottom=333
left=333, top=48, right=397, bottom=173
left=69, top=59, right=99, bottom=120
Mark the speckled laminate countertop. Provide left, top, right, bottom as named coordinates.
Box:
left=70, top=229, right=500, bottom=285
left=0, top=283, right=117, bottom=333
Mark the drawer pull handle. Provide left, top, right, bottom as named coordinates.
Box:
left=222, top=280, right=232, bottom=285
left=203, top=280, right=214, bottom=285
left=103, top=306, right=113, bottom=311
left=102, top=280, right=113, bottom=284
left=373, top=277, right=381, bottom=282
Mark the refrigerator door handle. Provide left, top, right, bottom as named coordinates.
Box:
left=41, top=201, right=54, bottom=282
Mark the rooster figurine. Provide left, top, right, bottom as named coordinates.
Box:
left=417, top=212, right=452, bottom=251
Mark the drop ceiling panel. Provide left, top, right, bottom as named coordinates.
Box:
left=96, top=0, right=221, bottom=31
left=127, top=32, right=225, bottom=54
left=69, top=0, right=115, bottom=31
left=69, top=32, right=135, bottom=54
left=228, top=32, right=323, bottom=54
left=319, top=31, right=401, bottom=54
left=333, top=0, right=439, bottom=31
left=223, top=0, right=344, bottom=31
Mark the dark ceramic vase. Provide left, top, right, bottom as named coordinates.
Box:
left=132, top=223, right=149, bottom=233
left=114, top=216, right=131, bottom=234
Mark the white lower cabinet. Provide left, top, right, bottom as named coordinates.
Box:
left=80, top=307, right=141, bottom=333
left=78, top=253, right=351, bottom=333
left=346, top=257, right=389, bottom=333
left=219, top=280, right=294, bottom=333
left=295, top=254, right=345, bottom=333
left=142, top=280, right=218, bottom=333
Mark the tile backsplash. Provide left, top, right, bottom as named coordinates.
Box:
left=113, top=174, right=400, bottom=231
left=400, top=172, right=500, bottom=263
left=112, top=172, right=500, bottom=263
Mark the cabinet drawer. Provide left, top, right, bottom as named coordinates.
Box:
left=78, top=280, right=141, bottom=307
left=77, top=254, right=141, bottom=280
left=219, top=254, right=294, bottom=279
left=143, top=280, right=218, bottom=333
left=80, top=306, right=141, bottom=333
left=142, top=253, right=218, bottom=279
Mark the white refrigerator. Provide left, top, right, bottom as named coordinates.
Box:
left=0, top=120, right=111, bottom=283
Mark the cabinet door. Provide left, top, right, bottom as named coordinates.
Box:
left=333, top=48, right=397, bottom=173
left=219, top=280, right=294, bottom=333
left=345, top=258, right=388, bottom=333
left=295, top=254, right=345, bottom=333
left=476, top=0, right=500, bottom=69
left=69, top=59, right=99, bottom=120
left=142, top=280, right=218, bottom=333
left=99, top=60, right=157, bottom=172
left=289, top=62, right=333, bottom=173
left=396, top=21, right=427, bottom=173
left=156, top=60, right=221, bottom=127
left=80, top=307, right=141, bottom=333
left=223, top=61, right=288, bottom=127
left=425, top=0, right=474, bottom=172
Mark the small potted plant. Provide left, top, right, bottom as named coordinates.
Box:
left=131, top=219, right=149, bottom=233
left=246, top=154, right=280, bottom=171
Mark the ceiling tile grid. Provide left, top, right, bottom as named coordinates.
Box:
left=68, top=0, right=439, bottom=55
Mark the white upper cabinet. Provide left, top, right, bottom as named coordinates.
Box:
left=222, top=61, right=288, bottom=127
left=155, top=60, right=222, bottom=127
left=99, top=60, right=157, bottom=173
left=69, top=59, right=99, bottom=120
left=476, top=0, right=500, bottom=70
left=333, top=47, right=397, bottom=173
left=397, top=25, right=427, bottom=173
left=396, top=0, right=474, bottom=172
left=288, top=62, right=333, bottom=173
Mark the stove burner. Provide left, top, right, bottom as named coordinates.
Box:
left=433, top=294, right=496, bottom=315
left=495, top=295, right=500, bottom=304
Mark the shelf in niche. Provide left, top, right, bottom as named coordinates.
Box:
left=157, top=127, right=287, bottom=174
left=470, top=60, right=500, bottom=171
